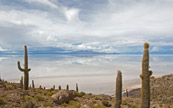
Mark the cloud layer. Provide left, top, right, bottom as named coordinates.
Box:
left=0, top=0, right=173, bottom=53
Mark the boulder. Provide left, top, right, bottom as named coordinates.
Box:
left=51, top=90, right=74, bottom=104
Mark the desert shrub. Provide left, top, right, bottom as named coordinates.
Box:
left=6, top=84, right=14, bottom=90
left=95, top=96, right=101, bottom=100
left=22, top=100, right=37, bottom=108
left=92, top=104, right=105, bottom=108
left=102, top=100, right=111, bottom=107
left=69, top=100, right=80, bottom=108
left=62, top=103, right=68, bottom=107
left=43, top=102, right=53, bottom=107
left=89, top=93, right=92, bottom=95
left=36, top=88, right=42, bottom=94
left=24, top=95, right=33, bottom=101
left=0, top=97, right=6, bottom=106
left=73, top=91, right=85, bottom=97
left=34, top=94, right=45, bottom=102
left=46, top=91, right=56, bottom=97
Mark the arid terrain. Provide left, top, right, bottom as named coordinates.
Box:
left=0, top=74, right=173, bottom=108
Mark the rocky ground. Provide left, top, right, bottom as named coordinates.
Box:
left=0, top=74, right=173, bottom=108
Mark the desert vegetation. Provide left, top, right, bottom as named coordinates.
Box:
left=0, top=43, right=173, bottom=108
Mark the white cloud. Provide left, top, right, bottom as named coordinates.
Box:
left=25, top=0, right=58, bottom=8
left=64, top=8, right=80, bottom=22
left=151, top=46, right=160, bottom=52
left=0, top=47, right=7, bottom=51
left=0, top=0, right=172, bottom=52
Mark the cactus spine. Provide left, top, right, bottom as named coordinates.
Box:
left=115, top=70, right=122, bottom=108
left=17, top=45, right=31, bottom=90
left=20, top=76, right=23, bottom=89
left=76, top=83, right=78, bottom=92
left=140, top=42, right=152, bottom=108
left=32, top=80, right=35, bottom=88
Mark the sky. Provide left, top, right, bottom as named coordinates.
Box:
left=0, top=0, right=173, bottom=54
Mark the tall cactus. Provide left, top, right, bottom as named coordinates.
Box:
left=115, top=70, right=122, bottom=108
left=140, top=42, right=152, bottom=108
left=17, top=45, right=31, bottom=90
left=76, top=83, right=78, bottom=92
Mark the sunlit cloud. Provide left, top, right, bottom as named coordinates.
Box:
left=0, top=0, right=172, bottom=53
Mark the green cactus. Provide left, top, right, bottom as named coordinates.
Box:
left=32, top=80, right=35, bottom=88
left=20, top=76, right=23, bottom=89
left=115, top=70, right=122, bottom=108
left=76, top=83, right=78, bottom=92
left=59, top=85, right=61, bottom=90
left=53, top=85, right=55, bottom=90
left=140, top=42, right=152, bottom=108
left=17, top=45, right=31, bottom=90
left=66, top=84, right=69, bottom=90
left=39, top=85, right=42, bottom=89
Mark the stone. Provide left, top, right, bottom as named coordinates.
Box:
left=51, top=90, right=74, bottom=105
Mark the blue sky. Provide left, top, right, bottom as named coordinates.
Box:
left=0, top=0, right=173, bottom=54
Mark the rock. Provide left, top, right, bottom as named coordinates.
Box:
left=51, top=90, right=74, bottom=104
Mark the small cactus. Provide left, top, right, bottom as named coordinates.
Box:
left=66, top=84, right=69, bottom=90
left=126, top=89, right=128, bottom=97
left=140, top=42, right=152, bottom=108
left=76, top=83, right=78, bottom=92
left=20, top=76, right=23, bottom=89
left=39, top=85, right=42, bottom=89
left=53, top=85, right=55, bottom=90
left=17, top=45, right=31, bottom=90
left=59, top=85, right=61, bottom=90
left=32, top=80, right=35, bottom=88
left=115, top=70, right=122, bottom=108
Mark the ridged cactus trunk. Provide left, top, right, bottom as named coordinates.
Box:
left=140, top=42, right=152, bottom=108
left=115, top=70, right=122, bottom=108
left=17, top=45, right=31, bottom=90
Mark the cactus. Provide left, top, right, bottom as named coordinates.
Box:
left=39, top=85, right=42, bottom=89
left=59, top=85, right=61, bottom=90
left=32, top=80, right=35, bottom=88
left=17, top=45, right=31, bottom=90
left=66, top=84, right=69, bottom=90
left=20, top=76, right=23, bottom=89
left=140, top=42, right=152, bottom=108
left=76, top=83, right=78, bottom=92
left=115, top=70, right=122, bottom=108
left=53, top=85, right=55, bottom=90
left=0, top=74, right=1, bottom=81
left=126, top=89, right=128, bottom=97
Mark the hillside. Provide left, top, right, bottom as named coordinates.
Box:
left=0, top=74, right=173, bottom=108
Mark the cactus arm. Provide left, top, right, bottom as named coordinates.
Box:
left=140, top=74, right=143, bottom=79
left=17, top=61, right=25, bottom=72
